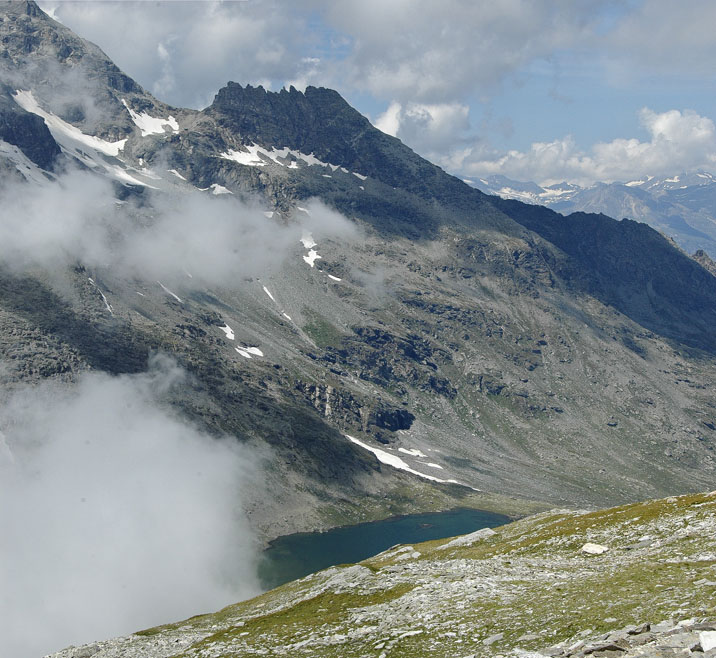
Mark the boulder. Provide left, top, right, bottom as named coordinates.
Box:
left=581, top=542, right=609, bottom=555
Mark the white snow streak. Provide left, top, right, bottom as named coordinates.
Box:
left=157, top=281, right=182, bottom=303
left=121, top=100, right=179, bottom=136
left=87, top=277, right=113, bottom=315
left=14, top=90, right=126, bottom=156
left=220, top=324, right=235, bottom=340
left=0, top=140, right=50, bottom=185
left=327, top=274, right=342, bottom=282
left=262, top=286, right=276, bottom=302
left=346, top=435, right=455, bottom=484
left=12, top=91, right=161, bottom=189
left=220, top=144, right=363, bottom=177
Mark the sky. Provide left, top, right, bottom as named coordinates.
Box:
left=36, top=0, right=716, bottom=186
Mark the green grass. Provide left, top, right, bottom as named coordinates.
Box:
left=133, top=491, right=716, bottom=658
left=302, top=308, right=346, bottom=348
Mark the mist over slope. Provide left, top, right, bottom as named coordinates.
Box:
left=0, top=357, right=261, bottom=658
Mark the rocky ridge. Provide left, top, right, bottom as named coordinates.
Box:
left=471, top=173, right=716, bottom=260
left=47, top=490, right=716, bottom=658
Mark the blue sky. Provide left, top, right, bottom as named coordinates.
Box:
left=38, top=0, right=716, bottom=186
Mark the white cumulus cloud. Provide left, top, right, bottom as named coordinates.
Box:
left=465, top=108, right=716, bottom=186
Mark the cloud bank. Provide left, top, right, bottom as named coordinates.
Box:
left=38, top=0, right=605, bottom=109
left=0, top=170, right=356, bottom=286
left=35, top=0, right=716, bottom=186
left=0, top=355, right=261, bottom=658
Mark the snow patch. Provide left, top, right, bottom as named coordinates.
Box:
left=282, top=312, right=292, bottom=321
left=398, top=447, right=427, bottom=458
left=12, top=91, right=165, bottom=189
left=418, top=462, right=443, bottom=469
left=0, top=140, right=50, bottom=184
left=328, top=274, right=342, bottom=282
left=220, top=324, right=235, bottom=340
left=352, top=172, right=367, bottom=180
left=346, top=435, right=454, bottom=484
left=300, top=232, right=317, bottom=249
left=235, top=348, right=252, bottom=359
left=121, top=100, right=179, bottom=136
left=239, top=346, right=263, bottom=357
left=15, top=90, right=126, bottom=156
left=303, top=249, right=322, bottom=268
left=88, top=277, right=113, bottom=315
left=220, top=144, right=345, bottom=172
left=210, top=183, right=232, bottom=195
left=168, top=169, right=186, bottom=180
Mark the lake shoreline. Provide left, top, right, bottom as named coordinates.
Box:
left=258, top=506, right=512, bottom=590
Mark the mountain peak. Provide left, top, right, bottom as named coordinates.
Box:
left=2, top=0, right=43, bottom=18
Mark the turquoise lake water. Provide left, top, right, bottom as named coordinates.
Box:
left=258, top=507, right=510, bottom=590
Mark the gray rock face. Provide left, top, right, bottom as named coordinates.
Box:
left=0, top=82, right=60, bottom=167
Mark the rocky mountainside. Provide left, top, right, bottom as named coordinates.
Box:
left=1, top=0, right=716, bottom=546
left=48, top=490, right=716, bottom=658
left=471, top=172, right=716, bottom=258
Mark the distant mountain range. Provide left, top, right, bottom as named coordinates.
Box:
left=469, top=171, right=716, bottom=257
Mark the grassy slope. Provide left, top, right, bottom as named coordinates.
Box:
left=122, top=491, right=716, bottom=658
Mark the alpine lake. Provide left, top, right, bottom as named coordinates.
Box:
left=258, top=507, right=510, bottom=590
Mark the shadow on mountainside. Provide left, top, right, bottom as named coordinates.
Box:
left=0, top=271, right=155, bottom=374
left=492, top=198, right=716, bottom=356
